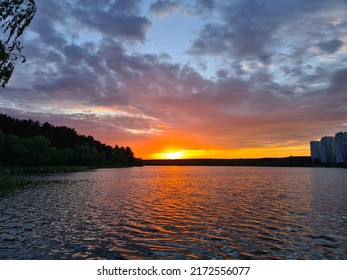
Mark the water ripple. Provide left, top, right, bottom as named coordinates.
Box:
left=1, top=167, right=346, bottom=259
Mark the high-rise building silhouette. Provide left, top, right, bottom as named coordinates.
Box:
left=310, top=141, right=321, bottom=162
left=335, top=132, right=347, bottom=164
left=310, top=132, right=347, bottom=164
left=320, top=136, right=335, bottom=163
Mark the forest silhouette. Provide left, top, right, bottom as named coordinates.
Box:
left=0, top=114, right=142, bottom=168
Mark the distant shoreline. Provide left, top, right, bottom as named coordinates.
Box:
left=1, top=157, right=345, bottom=177
left=143, top=156, right=345, bottom=168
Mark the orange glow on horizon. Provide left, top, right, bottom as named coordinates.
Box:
left=121, top=134, right=310, bottom=160
left=139, top=145, right=310, bottom=160
left=160, top=150, right=186, bottom=159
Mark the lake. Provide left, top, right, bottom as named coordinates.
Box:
left=0, top=166, right=346, bottom=259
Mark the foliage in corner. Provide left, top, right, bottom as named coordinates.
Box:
left=0, top=0, right=36, bottom=87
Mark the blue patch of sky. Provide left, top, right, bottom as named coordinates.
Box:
left=135, top=1, right=223, bottom=80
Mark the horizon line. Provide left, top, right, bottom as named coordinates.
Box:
left=143, top=156, right=310, bottom=160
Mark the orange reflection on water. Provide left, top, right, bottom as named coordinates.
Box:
left=2, top=166, right=346, bottom=259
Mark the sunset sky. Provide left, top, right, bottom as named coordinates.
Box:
left=1, top=0, right=347, bottom=159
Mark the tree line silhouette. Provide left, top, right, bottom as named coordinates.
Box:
left=0, top=114, right=142, bottom=167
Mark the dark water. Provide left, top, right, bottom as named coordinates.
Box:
left=0, top=166, right=346, bottom=259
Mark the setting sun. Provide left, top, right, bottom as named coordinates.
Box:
left=161, top=150, right=185, bottom=159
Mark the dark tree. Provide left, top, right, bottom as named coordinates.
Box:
left=0, top=0, right=36, bottom=87
left=0, top=114, right=143, bottom=167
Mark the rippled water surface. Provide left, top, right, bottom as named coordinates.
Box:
left=1, top=166, right=346, bottom=259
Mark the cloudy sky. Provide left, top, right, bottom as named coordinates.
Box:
left=1, top=0, right=347, bottom=159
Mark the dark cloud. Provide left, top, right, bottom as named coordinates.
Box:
left=74, top=0, right=142, bottom=14
left=195, top=0, right=215, bottom=12
left=189, top=2, right=284, bottom=59
left=149, top=0, right=215, bottom=17
left=216, top=69, right=229, bottom=79
left=26, top=0, right=72, bottom=48
left=36, top=0, right=68, bottom=22
left=189, top=0, right=343, bottom=60
left=63, top=45, right=87, bottom=64
left=30, top=0, right=152, bottom=43
left=26, top=0, right=151, bottom=49
left=110, top=0, right=142, bottom=14
left=328, top=68, right=347, bottom=96
left=73, top=10, right=151, bottom=42
left=317, top=39, right=343, bottom=53
left=149, top=0, right=182, bottom=16
left=30, top=16, right=67, bottom=48
left=189, top=23, right=231, bottom=55
left=25, top=40, right=123, bottom=105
